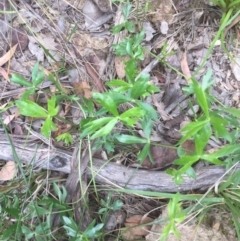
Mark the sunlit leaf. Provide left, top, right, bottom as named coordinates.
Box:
left=11, top=73, right=32, bottom=87
left=90, top=118, right=118, bottom=139
left=41, top=117, right=56, bottom=138
left=47, top=96, right=59, bottom=116
left=115, top=134, right=148, bottom=144
left=16, top=100, right=48, bottom=117
left=178, top=119, right=209, bottom=144
left=130, top=74, right=150, bottom=99
left=92, top=92, right=119, bottom=116
left=80, top=117, right=115, bottom=138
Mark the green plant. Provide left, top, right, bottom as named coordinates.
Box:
left=16, top=96, right=59, bottom=138
left=160, top=193, right=185, bottom=241
left=196, top=0, right=240, bottom=72
left=62, top=217, right=103, bottom=241
left=166, top=70, right=240, bottom=184
left=80, top=20, right=160, bottom=162
left=111, top=0, right=134, bottom=34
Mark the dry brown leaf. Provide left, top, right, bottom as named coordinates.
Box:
left=11, top=28, right=29, bottom=51
left=73, top=81, right=92, bottom=99
left=125, top=215, right=153, bottom=236
left=180, top=51, right=191, bottom=82
left=3, top=114, right=15, bottom=125
left=0, top=44, right=18, bottom=67
left=0, top=161, right=16, bottom=181
left=0, top=66, right=9, bottom=80
left=54, top=123, right=72, bottom=138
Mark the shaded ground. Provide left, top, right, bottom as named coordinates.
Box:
left=0, top=0, right=240, bottom=240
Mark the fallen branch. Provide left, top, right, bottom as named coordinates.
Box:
left=0, top=135, right=239, bottom=192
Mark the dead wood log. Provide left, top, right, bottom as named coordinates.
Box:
left=0, top=137, right=239, bottom=192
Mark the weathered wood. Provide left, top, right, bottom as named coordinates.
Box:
left=0, top=136, right=239, bottom=192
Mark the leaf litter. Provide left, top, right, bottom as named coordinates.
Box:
left=0, top=0, right=239, bottom=240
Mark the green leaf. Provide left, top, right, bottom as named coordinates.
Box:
left=125, top=58, right=137, bottom=84
left=194, top=123, right=211, bottom=155
left=107, top=79, right=131, bottom=88
left=11, top=73, right=32, bottom=87
left=119, top=107, right=145, bottom=119
left=192, top=79, right=209, bottom=117
left=92, top=92, right=119, bottom=116
left=90, top=118, right=118, bottom=139
left=20, top=88, right=35, bottom=100
left=122, top=0, right=132, bottom=20
left=47, top=96, right=59, bottom=116
left=174, top=155, right=199, bottom=166
left=125, top=21, right=135, bottom=33
left=138, top=143, right=151, bottom=163
left=32, top=62, right=45, bottom=87
left=130, top=74, right=150, bottom=99
left=56, top=133, right=73, bottom=146
left=41, top=117, right=56, bottom=138
left=210, top=114, right=231, bottom=142
left=115, top=134, right=148, bottom=144
left=201, top=156, right=225, bottom=165
left=22, top=226, right=34, bottom=239
left=202, top=69, right=214, bottom=91
left=16, top=100, right=48, bottom=118
left=108, top=91, right=131, bottom=104
left=48, top=73, right=64, bottom=92
left=141, top=116, right=153, bottom=139
left=135, top=100, right=158, bottom=120
left=133, top=31, right=145, bottom=47
left=111, top=199, right=123, bottom=210
left=185, top=166, right=196, bottom=179
left=80, top=117, right=115, bottom=138
left=178, top=119, right=209, bottom=144
left=222, top=107, right=240, bottom=119
left=111, top=22, right=126, bottom=34
left=84, top=222, right=104, bottom=238
left=202, top=144, right=239, bottom=159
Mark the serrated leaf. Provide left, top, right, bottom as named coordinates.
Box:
left=135, top=101, right=158, bottom=120
left=107, top=79, right=131, bottom=88
left=125, top=58, right=137, bottom=84
left=11, top=73, right=32, bottom=87
left=192, top=79, right=209, bottom=117
left=130, top=74, right=150, bottom=99
left=90, top=118, right=118, bottom=139
left=133, top=31, right=145, bottom=47
left=178, top=119, right=209, bottom=144
left=125, top=21, right=134, bottom=33
left=174, top=155, right=199, bottom=166
left=202, top=144, right=239, bottom=159
left=115, top=134, right=148, bottom=144
left=47, top=96, right=59, bottom=116
left=202, top=69, right=214, bottom=90
left=32, top=62, right=45, bottom=86
left=141, top=116, right=153, bottom=139
left=210, top=114, right=231, bottom=142
left=80, top=117, right=115, bottom=138
left=119, top=107, right=145, bottom=119
left=92, top=92, right=119, bottom=116
left=194, top=123, right=211, bottom=155
left=222, top=107, right=240, bottom=119
left=122, top=0, right=132, bottom=20
left=111, top=23, right=126, bottom=34
left=41, top=117, right=56, bottom=138
left=108, top=91, right=131, bottom=104
left=185, top=166, right=196, bottom=179
left=138, top=143, right=151, bottom=163
left=16, top=100, right=48, bottom=117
